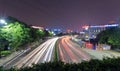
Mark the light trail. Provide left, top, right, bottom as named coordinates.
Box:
left=58, top=36, right=91, bottom=63
left=13, top=37, right=58, bottom=68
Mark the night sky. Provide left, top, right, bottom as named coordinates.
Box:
left=0, top=0, right=120, bottom=31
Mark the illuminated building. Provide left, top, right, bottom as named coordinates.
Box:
left=82, top=24, right=119, bottom=39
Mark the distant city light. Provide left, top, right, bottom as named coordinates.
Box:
left=53, top=33, right=56, bottom=36
left=53, top=29, right=57, bottom=31
left=80, top=32, right=85, bottom=34
left=90, top=24, right=119, bottom=28
left=45, top=28, right=49, bottom=31
left=51, top=31, right=54, bottom=34
left=82, top=26, right=89, bottom=30
left=51, top=31, right=56, bottom=35
left=58, top=29, right=61, bottom=31
left=104, top=24, right=119, bottom=27
left=90, top=25, right=105, bottom=28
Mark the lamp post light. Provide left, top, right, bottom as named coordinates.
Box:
left=0, top=19, right=7, bottom=25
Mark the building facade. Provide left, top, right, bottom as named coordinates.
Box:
left=82, top=24, right=119, bottom=39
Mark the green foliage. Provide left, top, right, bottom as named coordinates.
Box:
left=97, top=28, right=120, bottom=49
left=34, top=29, right=45, bottom=39
left=0, top=16, right=53, bottom=50
left=1, top=58, right=120, bottom=71
left=48, top=31, right=53, bottom=36
left=1, top=50, right=11, bottom=56
left=0, top=37, right=8, bottom=50
left=0, top=66, right=4, bottom=71
left=0, top=22, right=32, bottom=49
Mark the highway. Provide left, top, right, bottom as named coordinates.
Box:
left=57, top=36, right=91, bottom=63
left=7, top=37, right=58, bottom=68
left=2, top=48, right=30, bottom=67
left=57, top=36, right=120, bottom=63
left=2, top=36, right=120, bottom=68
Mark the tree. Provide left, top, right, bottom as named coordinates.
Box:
left=0, top=22, right=33, bottom=49
left=0, top=16, right=53, bottom=50
left=96, top=28, right=120, bottom=49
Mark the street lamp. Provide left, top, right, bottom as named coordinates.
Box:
left=0, top=19, right=7, bottom=25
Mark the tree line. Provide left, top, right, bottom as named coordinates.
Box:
left=0, top=16, right=53, bottom=51
left=96, top=27, right=120, bottom=50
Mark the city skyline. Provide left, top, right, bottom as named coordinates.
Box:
left=1, top=0, right=120, bottom=31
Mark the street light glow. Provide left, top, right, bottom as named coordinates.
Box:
left=0, top=19, right=7, bottom=25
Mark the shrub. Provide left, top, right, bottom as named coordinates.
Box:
left=1, top=58, right=120, bottom=71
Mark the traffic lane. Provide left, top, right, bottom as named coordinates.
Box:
left=58, top=36, right=92, bottom=63
left=26, top=37, right=58, bottom=66
left=13, top=39, right=51, bottom=68
left=24, top=38, right=58, bottom=67
left=2, top=49, right=29, bottom=68
left=41, top=37, right=58, bottom=63
left=61, top=38, right=80, bottom=63
left=27, top=42, right=52, bottom=67
left=58, top=39, right=72, bottom=63
left=13, top=37, right=58, bottom=68
left=65, top=37, right=91, bottom=61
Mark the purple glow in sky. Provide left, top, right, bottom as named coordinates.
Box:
left=0, top=0, right=120, bottom=31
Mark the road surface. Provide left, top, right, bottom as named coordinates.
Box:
left=2, top=36, right=120, bottom=68
left=3, top=37, right=58, bottom=68
left=57, top=36, right=91, bottom=63
left=57, top=36, right=120, bottom=63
